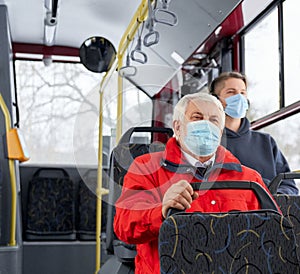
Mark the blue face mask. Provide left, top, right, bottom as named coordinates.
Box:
left=183, top=120, right=221, bottom=157
left=224, top=94, right=248, bottom=118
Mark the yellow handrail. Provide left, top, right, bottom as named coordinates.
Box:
left=94, top=47, right=119, bottom=274
left=95, top=90, right=104, bottom=274
left=0, top=94, right=17, bottom=246
left=99, top=0, right=150, bottom=143
left=95, top=1, right=151, bottom=272
left=116, top=0, right=149, bottom=143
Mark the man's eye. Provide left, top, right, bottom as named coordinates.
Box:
left=210, top=118, right=220, bottom=125
left=191, top=116, right=202, bottom=120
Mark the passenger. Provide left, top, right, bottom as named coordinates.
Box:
left=209, top=71, right=298, bottom=194
left=114, top=92, right=279, bottom=274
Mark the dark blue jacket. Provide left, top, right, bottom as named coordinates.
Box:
left=221, top=118, right=298, bottom=194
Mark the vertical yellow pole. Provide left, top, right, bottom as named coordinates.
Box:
left=0, top=94, right=17, bottom=246
left=115, top=0, right=149, bottom=142
left=116, top=58, right=124, bottom=143
left=95, top=1, right=150, bottom=272
left=95, top=91, right=104, bottom=274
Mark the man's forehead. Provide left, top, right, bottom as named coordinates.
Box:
left=186, top=100, right=221, bottom=115
left=223, top=78, right=246, bottom=89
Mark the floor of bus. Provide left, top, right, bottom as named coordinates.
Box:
left=23, top=240, right=112, bottom=274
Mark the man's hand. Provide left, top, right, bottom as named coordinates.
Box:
left=162, top=180, right=199, bottom=219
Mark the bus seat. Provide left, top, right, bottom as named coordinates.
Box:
left=25, top=168, right=76, bottom=240
left=99, top=126, right=173, bottom=274
left=159, top=210, right=300, bottom=273
left=77, top=168, right=108, bottom=241
left=274, top=194, right=300, bottom=247
left=159, top=181, right=300, bottom=273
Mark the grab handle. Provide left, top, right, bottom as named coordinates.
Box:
left=143, top=0, right=160, bottom=47
left=130, top=36, right=147, bottom=64
left=268, top=171, right=300, bottom=194
left=153, top=8, right=178, bottom=26
left=119, top=54, right=137, bottom=77
left=143, top=30, right=160, bottom=47
left=167, top=180, right=280, bottom=217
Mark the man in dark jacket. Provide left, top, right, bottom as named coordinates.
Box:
left=209, top=71, right=298, bottom=194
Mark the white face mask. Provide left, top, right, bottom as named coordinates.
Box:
left=183, top=120, right=221, bottom=157
left=225, top=94, right=249, bottom=118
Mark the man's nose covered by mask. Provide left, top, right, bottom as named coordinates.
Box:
left=183, top=120, right=221, bottom=157
left=224, top=94, right=249, bottom=118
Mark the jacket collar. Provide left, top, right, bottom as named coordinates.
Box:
left=224, top=117, right=250, bottom=138
left=161, top=137, right=242, bottom=180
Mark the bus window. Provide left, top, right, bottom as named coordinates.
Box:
left=16, top=60, right=101, bottom=165
left=244, top=8, right=279, bottom=120
left=98, top=72, right=153, bottom=149
left=283, top=0, right=300, bottom=106
left=122, top=79, right=153, bottom=133
left=16, top=61, right=153, bottom=166
left=258, top=113, right=300, bottom=189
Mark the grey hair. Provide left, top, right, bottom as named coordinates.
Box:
left=173, top=91, right=225, bottom=129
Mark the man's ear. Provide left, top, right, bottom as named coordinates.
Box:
left=213, top=94, right=226, bottom=109
left=211, top=92, right=225, bottom=109
left=173, top=120, right=181, bottom=138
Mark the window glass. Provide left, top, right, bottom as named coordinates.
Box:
left=16, top=61, right=101, bottom=165
left=122, top=79, right=153, bottom=141
left=242, top=0, right=274, bottom=26
left=16, top=61, right=153, bottom=165
left=283, top=0, right=300, bottom=106
left=258, top=114, right=300, bottom=189
left=244, top=9, right=279, bottom=121
left=100, top=73, right=153, bottom=148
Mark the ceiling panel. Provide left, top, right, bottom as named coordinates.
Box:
left=125, top=0, right=242, bottom=95
left=1, top=0, right=141, bottom=49
left=1, top=0, right=242, bottom=95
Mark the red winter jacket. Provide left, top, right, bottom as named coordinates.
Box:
left=114, top=137, right=279, bottom=274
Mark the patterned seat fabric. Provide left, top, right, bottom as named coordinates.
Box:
left=159, top=211, right=300, bottom=274
left=274, top=194, right=300, bottom=247
left=77, top=168, right=109, bottom=240
left=26, top=168, right=76, bottom=240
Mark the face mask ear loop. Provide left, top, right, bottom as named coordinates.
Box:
left=247, top=98, right=250, bottom=108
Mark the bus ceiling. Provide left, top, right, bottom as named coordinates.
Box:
left=7, top=1, right=242, bottom=59
left=4, top=0, right=274, bottom=95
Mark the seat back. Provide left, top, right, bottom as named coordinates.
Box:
left=160, top=180, right=300, bottom=273
left=77, top=168, right=108, bottom=240
left=268, top=172, right=300, bottom=194
left=159, top=210, right=300, bottom=273
left=105, top=127, right=173, bottom=259
left=25, top=167, right=76, bottom=240
left=274, top=194, right=300, bottom=247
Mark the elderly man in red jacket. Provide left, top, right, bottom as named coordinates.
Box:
left=114, top=92, right=279, bottom=274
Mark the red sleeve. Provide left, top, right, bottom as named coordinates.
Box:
left=113, top=155, right=165, bottom=245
